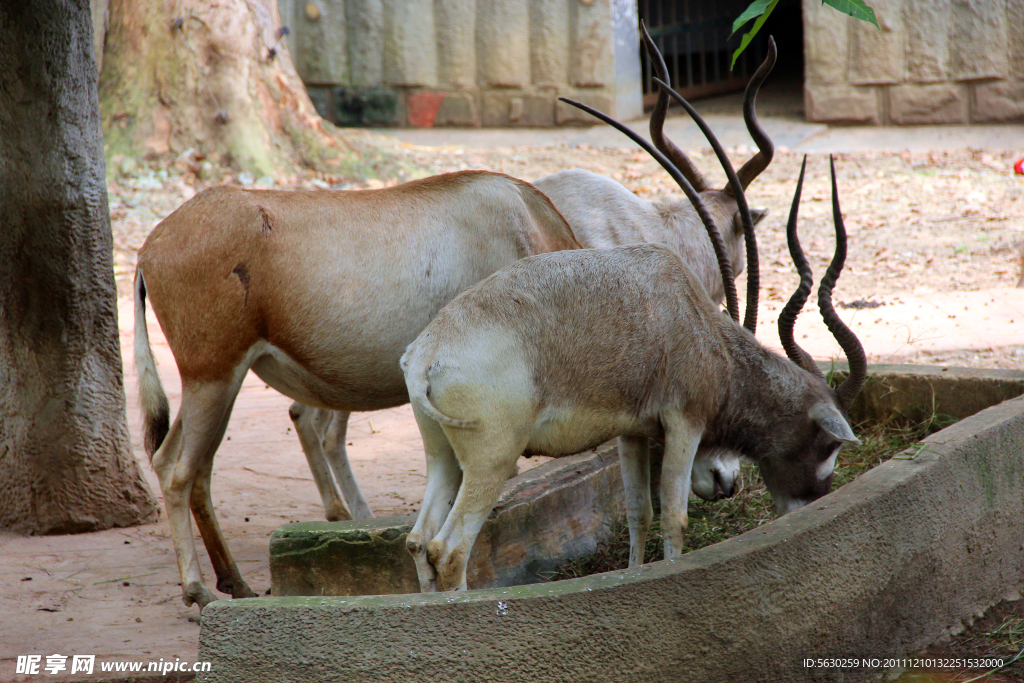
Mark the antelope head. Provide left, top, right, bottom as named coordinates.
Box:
left=564, top=71, right=867, bottom=516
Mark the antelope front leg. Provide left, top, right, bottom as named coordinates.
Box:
left=617, top=435, right=653, bottom=567
left=659, top=412, right=703, bottom=560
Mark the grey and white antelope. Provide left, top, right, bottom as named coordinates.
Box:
left=294, top=27, right=778, bottom=516
left=400, top=88, right=867, bottom=591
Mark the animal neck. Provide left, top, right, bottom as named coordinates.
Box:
left=704, top=326, right=811, bottom=461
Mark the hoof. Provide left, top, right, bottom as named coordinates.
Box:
left=425, top=539, right=445, bottom=566
left=216, top=576, right=258, bottom=599
left=437, top=576, right=468, bottom=592
left=435, top=547, right=467, bottom=592
left=235, top=585, right=259, bottom=599
left=182, top=583, right=218, bottom=611
left=352, top=503, right=375, bottom=521
left=325, top=501, right=353, bottom=522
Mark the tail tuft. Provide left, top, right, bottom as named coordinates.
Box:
left=144, top=408, right=170, bottom=458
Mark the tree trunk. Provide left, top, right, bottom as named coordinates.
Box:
left=99, top=0, right=347, bottom=178
left=0, top=1, right=160, bottom=534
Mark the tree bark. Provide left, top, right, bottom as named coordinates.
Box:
left=99, top=0, right=345, bottom=177
left=0, top=0, right=160, bottom=534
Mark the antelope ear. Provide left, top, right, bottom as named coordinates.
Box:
left=810, top=403, right=859, bottom=445
left=735, top=207, right=769, bottom=235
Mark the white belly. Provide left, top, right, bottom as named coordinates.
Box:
left=525, top=404, right=657, bottom=456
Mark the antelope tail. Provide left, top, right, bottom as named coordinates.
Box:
left=404, top=353, right=478, bottom=430
left=134, top=270, right=170, bottom=459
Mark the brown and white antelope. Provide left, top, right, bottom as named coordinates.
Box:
left=400, top=89, right=867, bottom=592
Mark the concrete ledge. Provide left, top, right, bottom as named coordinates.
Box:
left=201, top=368, right=1024, bottom=682
left=838, top=363, right=1024, bottom=422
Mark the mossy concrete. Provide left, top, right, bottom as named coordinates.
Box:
left=201, top=367, right=1024, bottom=682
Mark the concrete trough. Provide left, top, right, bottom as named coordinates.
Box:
left=270, top=364, right=1024, bottom=598
left=199, top=366, right=1024, bottom=682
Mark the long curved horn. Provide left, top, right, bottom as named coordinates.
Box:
left=820, top=155, right=867, bottom=410
left=726, top=38, right=777, bottom=196
left=777, top=156, right=824, bottom=378
left=640, top=22, right=711, bottom=193
left=559, top=96, right=740, bottom=323
left=654, top=77, right=760, bottom=334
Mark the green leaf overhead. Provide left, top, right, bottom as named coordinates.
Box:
left=731, top=0, right=775, bottom=36
left=729, top=0, right=879, bottom=69
left=730, top=0, right=780, bottom=70
left=822, top=0, right=880, bottom=28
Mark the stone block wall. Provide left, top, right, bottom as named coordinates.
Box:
left=803, top=0, right=1024, bottom=124
left=279, top=0, right=643, bottom=127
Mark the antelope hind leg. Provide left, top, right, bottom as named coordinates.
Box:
left=290, top=403, right=354, bottom=522
left=189, top=392, right=258, bottom=600
left=427, top=426, right=527, bottom=592
left=407, top=403, right=463, bottom=593
left=154, top=379, right=243, bottom=609
left=151, top=417, right=216, bottom=608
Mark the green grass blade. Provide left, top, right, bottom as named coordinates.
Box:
left=729, top=0, right=780, bottom=69
left=822, top=0, right=880, bottom=28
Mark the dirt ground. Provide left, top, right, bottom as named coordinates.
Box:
left=3, top=132, right=1024, bottom=682
left=109, top=144, right=1024, bottom=299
